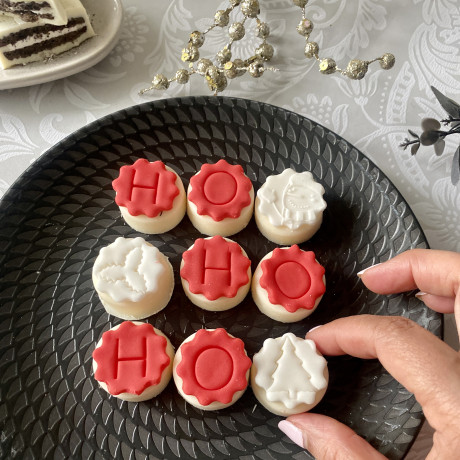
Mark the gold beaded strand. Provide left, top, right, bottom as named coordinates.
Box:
left=294, top=0, right=395, bottom=79
left=140, top=0, right=395, bottom=95
left=140, top=0, right=277, bottom=96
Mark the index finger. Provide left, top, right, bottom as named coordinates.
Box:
left=359, top=249, right=460, bottom=299
left=306, top=315, right=460, bottom=430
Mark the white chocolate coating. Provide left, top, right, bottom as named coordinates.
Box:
left=255, top=169, right=326, bottom=245
left=186, top=182, right=254, bottom=237
left=93, top=322, right=174, bottom=402
left=172, top=330, right=250, bottom=410
left=251, top=249, right=325, bottom=323
left=92, top=237, right=174, bottom=320
left=251, top=333, right=328, bottom=416
left=180, top=238, right=251, bottom=311
left=119, top=167, right=186, bottom=234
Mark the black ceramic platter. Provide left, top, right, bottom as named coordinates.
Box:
left=0, top=96, right=441, bottom=460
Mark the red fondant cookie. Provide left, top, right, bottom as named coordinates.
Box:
left=173, top=328, right=252, bottom=410
left=187, top=160, right=254, bottom=236
left=112, top=159, right=186, bottom=233
left=92, top=321, right=174, bottom=401
left=252, top=246, right=326, bottom=322
left=180, top=236, right=251, bottom=310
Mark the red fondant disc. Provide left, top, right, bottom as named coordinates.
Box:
left=180, top=236, right=251, bottom=301
left=195, top=348, right=233, bottom=390
left=112, top=159, right=180, bottom=217
left=188, top=159, right=252, bottom=221
left=93, top=321, right=170, bottom=395
left=275, top=261, right=311, bottom=298
left=203, top=171, right=237, bottom=205
left=176, top=328, right=251, bottom=406
left=260, top=245, right=325, bottom=312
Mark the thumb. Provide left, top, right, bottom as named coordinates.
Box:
left=278, top=413, right=387, bottom=460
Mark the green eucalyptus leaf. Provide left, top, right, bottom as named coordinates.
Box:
left=411, top=143, right=420, bottom=155
left=431, top=86, right=460, bottom=118
left=421, top=118, right=441, bottom=131
left=434, top=139, right=445, bottom=156
left=420, top=130, right=440, bottom=146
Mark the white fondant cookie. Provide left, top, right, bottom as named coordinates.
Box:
left=251, top=333, right=328, bottom=416
left=92, top=237, right=174, bottom=320
left=255, top=169, right=326, bottom=245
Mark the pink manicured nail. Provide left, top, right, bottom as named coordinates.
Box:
left=278, top=420, right=305, bottom=448
left=357, top=262, right=382, bottom=278
left=415, top=291, right=427, bottom=299
left=309, top=325, right=322, bottom=333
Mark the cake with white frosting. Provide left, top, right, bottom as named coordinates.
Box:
left=0, top=0, right=67, bottom=24
left=0, top=0, right=94, bottom=69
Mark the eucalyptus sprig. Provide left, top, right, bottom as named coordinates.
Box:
left=401, top=86, right=460, bottom=185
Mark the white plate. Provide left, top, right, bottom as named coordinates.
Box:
left=0, top=0, right=123, bottom=90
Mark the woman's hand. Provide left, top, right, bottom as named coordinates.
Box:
left=278, top=249, right=460, bottom=460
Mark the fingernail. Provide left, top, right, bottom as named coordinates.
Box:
left=415, top=291, right=427, bottom=299
left=309, top=325, right=322, bottom=333
left=278, top=420, right=305, bottom=448
left=357, top=262, right=382, bottom=278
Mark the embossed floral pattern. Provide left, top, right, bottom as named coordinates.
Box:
left=109, top=6, right=149, bottom=67
left=285, top=95, right=349, bottom=135
left=413, top=179, right=460, bottom=251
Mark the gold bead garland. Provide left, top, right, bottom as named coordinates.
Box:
left=141, top=0, right=395, bottom=95
left=294, top=0, right=395, bottom=79
left=140, top=0, right=277, bottom=96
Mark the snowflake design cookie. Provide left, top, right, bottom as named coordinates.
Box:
left=255, top=169, right=326, bottom=245
left=92, top=237, right=174, bottom=320
left=251, top=333, right=328, bottom=416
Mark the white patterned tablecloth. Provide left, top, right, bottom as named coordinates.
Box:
left=1, top=0, right=459, bottom=458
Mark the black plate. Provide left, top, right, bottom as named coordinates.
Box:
left=0, top=96, right=441, bottom=460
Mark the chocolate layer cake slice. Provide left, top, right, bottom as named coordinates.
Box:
left=0, top=0, right=94, bottom=69
left=0, top=0, right=67, bottom=25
